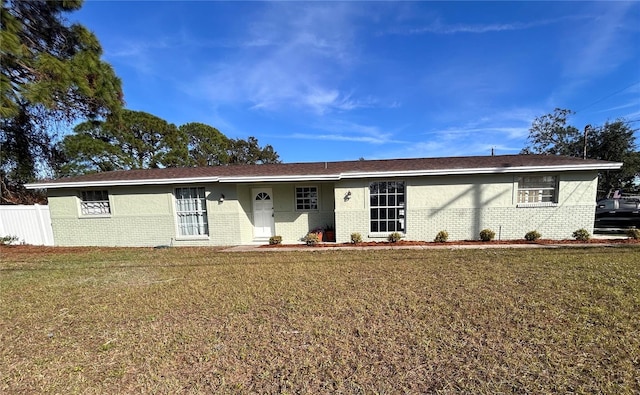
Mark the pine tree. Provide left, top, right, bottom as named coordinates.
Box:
left=58, top=110, right=185, bottom=175
left=1, top=0, right=122, bottom=203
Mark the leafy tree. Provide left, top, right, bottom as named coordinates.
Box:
left=227, top=136, right=280, bottom=165
left=522, top=109, right=639, bottom=196
left=1, top=0, right=122, bottom=203
left=58, top=110, right=186, bottom=175
left=179, top=122, right=230, bottom=166
left=587, top=120, right=639, bottom=195
left=59, top=112, right=281, bottom=174
left=521, top=108, right=582, bottom=156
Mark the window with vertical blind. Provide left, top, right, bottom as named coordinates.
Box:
left=175, top=187, right=208, bottom=236
left=369, top=181, right=405, bottom=233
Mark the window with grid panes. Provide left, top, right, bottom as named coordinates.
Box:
left=296, top=186, right=318, bottom=210
left=369, top=181, right=405, bottom=233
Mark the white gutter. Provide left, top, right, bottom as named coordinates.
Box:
left=24, top=162, right=622, bottom=189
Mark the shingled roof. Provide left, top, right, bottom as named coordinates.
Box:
left=25, top=154, right=622, bottom=189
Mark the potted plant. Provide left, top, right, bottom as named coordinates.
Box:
left=324, top=224, right=335, bottom=242
left=309, top=226, right=324, bottom=243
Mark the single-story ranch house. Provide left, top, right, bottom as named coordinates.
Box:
left=26, top=154, right=622, bottom=247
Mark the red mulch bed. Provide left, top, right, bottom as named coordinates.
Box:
left=262, top=238, right=640, bottom=248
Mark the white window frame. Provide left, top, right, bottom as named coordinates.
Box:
left=79, top=190, right=111, bottom=216
left=295, top=186, right=319, bottom=211
left=516, top=175, right=558, bottom=207
left=174, top=187, right=209, bottom=238
left=369, top=181, right=406, bottom=235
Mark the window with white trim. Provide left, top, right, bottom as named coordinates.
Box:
left=296, top=186, right=318, bottom=210
left=175, top=187, right=209, bottom=236
left=517, top=175, right=558, bottom=204
left=80, top=190, right=110, bottom=215
left=370, top=181, right=405, bottom=233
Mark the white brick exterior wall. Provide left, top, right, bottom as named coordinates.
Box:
left=51, top=215, right=176, bottom=247
left=49, top=182, right=337, bottom=247
left=47, top=170, right=599, bottom=246
left=334, top=171, right=598, bottom=243
left=405, top=205, right=596, bottom=241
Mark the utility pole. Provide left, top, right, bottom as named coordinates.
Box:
left=583, top=125, right=591, bottom=160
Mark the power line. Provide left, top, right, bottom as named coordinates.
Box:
left=575, top=81, right=640, bottom=114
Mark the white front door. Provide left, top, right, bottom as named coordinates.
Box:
left=252, top=188, right=274, bottom=239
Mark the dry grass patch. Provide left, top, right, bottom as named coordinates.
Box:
left=1, top=246, right=639, bottom=394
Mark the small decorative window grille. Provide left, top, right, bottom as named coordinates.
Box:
left=80, top=190, right=110, bottom=215
left=517, top=176, right=558, bottom=204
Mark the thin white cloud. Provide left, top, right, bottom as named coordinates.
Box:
left=390, top=139, right=523, bottom=160
left=282, top=118, right=404, bottom=146
left=412, top=20, right=542, bottom=35
left=423, top=108, right=537, bottom=138
left=188, top=2, right=385, bottom=115
left=566, top=5, right=634, bottom=79
left=424, top=127, right=529, bottom=140
left=549, top=2, right=638, bottom=105
left=622, top=109, right=640, bottom=121
left=290, top=133, right=392, bottom=145
left=241, top=38, right=274, bottom=48
left=103, top=3, right=368, bottom=115
left=595, top=101, right=640, bottom=114
left=103, top=38, right=174, bottom=76
left=398, top=15, right=589, bottom=35
left=379, top=109, right=539, bottom=159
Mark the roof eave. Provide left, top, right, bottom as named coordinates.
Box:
left=340, top=163, right=623, bottom=179
left=24, top=174, right=341, bottom=189
left=219, top=174, right=341, bottom=183
left=25, top=176, right=221, bottom=189
left=25, top=162, right=622, bottom=190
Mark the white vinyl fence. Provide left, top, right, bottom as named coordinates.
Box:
left=0, top=205, right=54, bottom=246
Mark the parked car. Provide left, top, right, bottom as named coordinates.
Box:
left=594, top=198, right=640, bottom=231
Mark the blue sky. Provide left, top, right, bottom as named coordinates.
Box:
left=72, top=1, right=640, bottom=163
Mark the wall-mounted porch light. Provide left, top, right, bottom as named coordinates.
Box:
left=219, top=193, right=225, bottom=203
left=344, top=191, right=352, bottom=201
